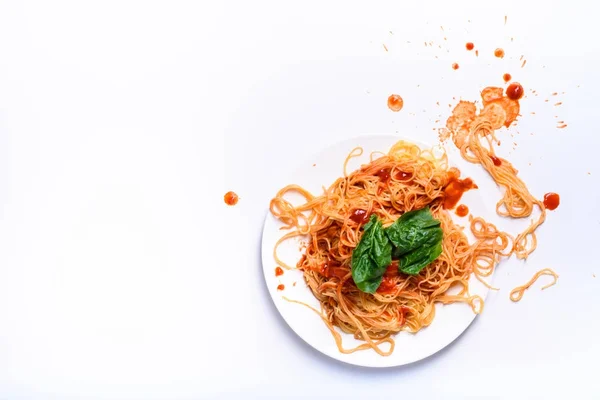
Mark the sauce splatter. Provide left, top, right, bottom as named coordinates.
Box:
left=275, top=267, right=284, bottom=277
left=388, top=94, right=404, bottom=112
left=443, top=170, right=478, bottom=209
left=490, top=155, right=502, bottom=166
left=475, top=50, right=479, bottom=57
left=277, top=284, right=285, bottom=291
left=503, top=73, right=512, bottom=83
left=224, top=191, right=239, bottom=206
left=452, top=63, right=459, bottom=70
left=557, top=123, right=568, bottom=129
left=543, top=192, right=560, bottom=210
left=494, top=48, right=505, bottom=58
left=349, top=209, right=370, bottom=224
left=521, top=59, right=527, bottom=68
left=455, top=204, right=469, bottom=217
left=506, top=82, right=524, bottom=100
left=383, top=44, right=388, bottom=52
left=466, top=42, right=474, bottom=51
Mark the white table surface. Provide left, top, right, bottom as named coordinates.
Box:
left=1, top=1, right=599, bottom=399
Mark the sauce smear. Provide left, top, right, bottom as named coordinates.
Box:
left=506, top=82, right=524, bottom=100
left=224, top=191, right=239, bottom=206
left=275, top=267, right=284, bottom=277
left=455, top=204, right=469, bottom=217
left=277, top=284, right=285, bottom=291
left=387, top=94, right=404, bottom=112
left=376, top=276, right=397, bottom=294
left=466, top=42, right=474, bottom=51
left=503, top=73, right=512, bottom=83
left=490, top=155, right=502, bottom=166
left=543, top=192, right=560, bottom=210
left=494, top=48, right=505, bottom=58
left=350, top=209, right=370, bottom=224
left=443, top=172, right=478, bottom=209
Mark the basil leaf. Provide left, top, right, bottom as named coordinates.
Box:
left=399, top=242, right=443, bottom=275
left=385, top=207, right=441, bottom=255
left=385, top=207, right=444, bottom=276
left=351, top=215, right=392, bottom=294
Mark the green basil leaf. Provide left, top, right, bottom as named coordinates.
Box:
left=351, top=215, right=392, bottom=294
left=385, top=207, right=444, bottom=276
left=385, top=207, right=441, bottom=256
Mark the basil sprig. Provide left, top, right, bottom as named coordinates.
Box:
left=350, top=208, right=443, bottom=293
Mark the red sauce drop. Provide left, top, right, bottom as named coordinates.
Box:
left=349, top=209, right=370, bottom=224
left=277, top=284, right=285, bottom=291
left=452, top=63, right=459, bottom=70
left=393, top=170, right=413, bottom=181
left=543, top=192, right=560, bottom=211
left=494, top=48, right=505, bottom=58
left=275, top=267, right=284, bottom=277
left=443, top=174, right=478, bottom=210
left=224, top=191, right=238, bottom=206
left=455, top=204, right=469, bottom=217
left=375, top=167, right=391, bottom=181
left=490, top=155, right=502, bottom=166
left=503, top=73, right=512, bottom=83
left=387, top=94, right=404, bottom=112
left=466, top=42, right=474, bottom=51
left=506, top=82, right=524, bottom=100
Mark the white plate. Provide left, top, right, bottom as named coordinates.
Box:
left=261, top=135, right=491, bottom=367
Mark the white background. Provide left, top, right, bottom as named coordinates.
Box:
left=1, top=0, right=599, bottom=398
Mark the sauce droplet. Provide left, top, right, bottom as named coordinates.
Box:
left=494, top=48, right=505, bottom=58
left=506, top=82, right=524, bottom=100
left=466, top=42, right=474, bottom=51
left=275, top=267, right=284, bottom=277
left=349, top=209, right=370, bottom=224
left=393, top=170, right=413, bottom=180
left=455, top=204, right=469, bottom=217
left=490, top=155, right=502, bottom=166
left=387, top=94, right=404, bottom=112
left=503, top=73, right=512, bottom=83
left=543, top=192, right=560, bottom=210
left=277, top=284, right=285, bottom=291
left=375, top=167, right=391, bottom=181
left=452, top=63, right=459, bottom=70
left=224, top=191, right=239, bottom=206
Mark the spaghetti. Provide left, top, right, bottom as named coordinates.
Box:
left=270, top=141, right=508, bottom=356
left=509, top=268, right=559, bottom=302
